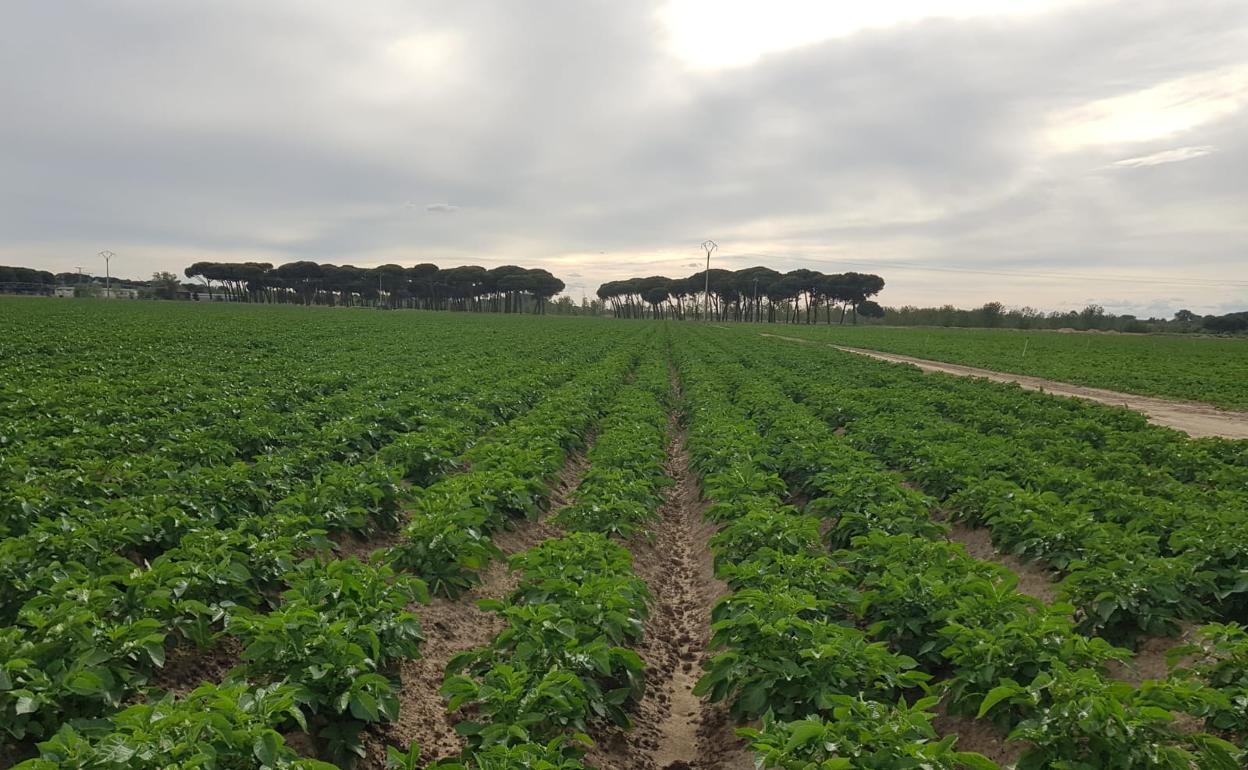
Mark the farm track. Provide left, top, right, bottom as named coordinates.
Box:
left=755, top=332, right=1248, bottom=438
left=586, top=414, right=749, bottom=770
left=355, top=446, right=590, bottom=768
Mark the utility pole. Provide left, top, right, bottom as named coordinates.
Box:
left=98, top=250, right=114, bottom=298
left=753, top=278, right=759, bottom=323
left=701, top=240, right=717, bottom=322
left=75, top=267, right=85, bottom=284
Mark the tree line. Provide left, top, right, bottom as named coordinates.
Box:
left=184, top=261, right=565, bottom=312
left=859, top=302, right=1248, bottom=334
left=596, top=267, right=885, bottom=323
left=0, top=265, right=182, bottom=297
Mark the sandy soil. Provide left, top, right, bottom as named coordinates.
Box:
left=945, top=523, right=1059, bottom=604
left=355, top=447, right=588, bottom=768
left=755, top=333, right=1248, bottom=439
left=585, top=420, right=749, bottom=770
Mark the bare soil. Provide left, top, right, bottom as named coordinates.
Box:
left=331, top=527, right=406, bottom=562
left=585, top=418, right=750, bottom=770
left=945, top=523, right=1059, bottom=604
left=1106, top=622, right=1198, bottom=686
left=355, top=446, right=589, bottom=768
left=147, top=636, right=243, bottom=696
left=932, top=701, right=1029, bottom=767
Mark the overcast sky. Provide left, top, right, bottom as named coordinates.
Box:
left=2, top=0, right=1246, bottom=315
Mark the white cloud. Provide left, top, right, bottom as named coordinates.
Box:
left=1048, top=65, right=1248, bottom=150
left=1112, top=145, right=1217, bottom=168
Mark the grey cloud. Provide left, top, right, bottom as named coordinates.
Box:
left=1, top=0, right=1245, bottom=313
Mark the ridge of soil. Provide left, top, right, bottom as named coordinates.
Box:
left=754, top=332, right=1248, bottom=439
left=356, top=445, right=590, bottom=768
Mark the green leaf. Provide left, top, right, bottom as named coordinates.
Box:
left=253, top=731, right=280, bottom=766
left=955, top=751, right=1003, bottom=770
left=145, top=641, right=166, bottom=668
left=977, top=684, right=1021, bottom=718
left=350, top=690, right=381, bottom=722
left=783, top=720, right=824, bottom=750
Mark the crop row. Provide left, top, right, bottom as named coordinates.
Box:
left=675, top=341, right=987, bottom=768
left=386, top=342, right=642, bottom=597
left=416, top=350, right=673, bottom=769
left=0, top=349, right=584, bottom=754
left=739, top=330, right=1248, bottom=761
left=733, top=329, right=1248, bottom=759
left=677, top=331, right=1245, bottom=768
left=4, top=322, right=650, bottom=763
left=0, top=316, right=618, bottom=528
left=739, top=333, right=1248, bottom=646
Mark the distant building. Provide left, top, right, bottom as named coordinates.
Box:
left=51, top=283, right=141, bottom=299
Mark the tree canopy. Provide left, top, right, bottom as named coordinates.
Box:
left=183, top=261, right=565, bottom=312
left=596, top=267, right=886, bottom=323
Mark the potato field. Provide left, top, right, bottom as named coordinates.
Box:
left=2, top=300, right=1247, bottom=770
left=771, top=325, right=1248, bottom=411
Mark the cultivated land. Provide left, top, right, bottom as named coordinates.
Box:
left=767, top=325, right=1248, bottom=411
left=2, top=299, right=1248, bottom=769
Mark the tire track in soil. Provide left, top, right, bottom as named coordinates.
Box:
left=355, top=446, right=590, bottom=768
left=585, top=411, right=752, bottom=770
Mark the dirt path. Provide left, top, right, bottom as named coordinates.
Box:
left=357, top=449, right=588, bottom=767
left=755, top=333, right=1248, bottom=439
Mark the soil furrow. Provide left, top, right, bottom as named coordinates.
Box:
left=356, top=446, right=589, bottom=767
left=943, top=522, right=1059, bottom=604
left=940, top=519, right=1197, bottom=684
left=586, top=413, right=749, bottom=770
